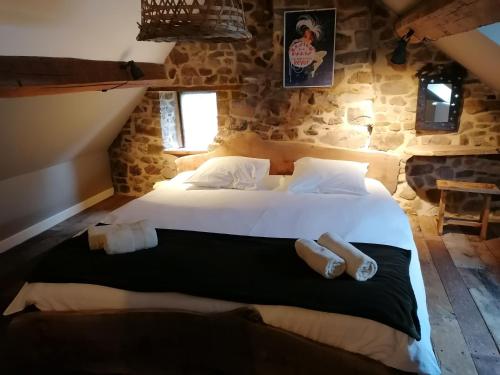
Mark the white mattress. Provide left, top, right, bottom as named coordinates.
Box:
left=5, top=175, right=440, bottom=374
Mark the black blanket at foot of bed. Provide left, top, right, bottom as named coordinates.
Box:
left=28, top=228, right=420, bottom=340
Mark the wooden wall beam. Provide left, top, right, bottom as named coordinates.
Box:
left=0, top=56, right=168, bottom=97
left=396, top=0, right=500, bottom=42
left=147, top=85, right=244, bottom=92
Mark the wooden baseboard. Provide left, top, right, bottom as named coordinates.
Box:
left=0, top=188, right=114, bottom=254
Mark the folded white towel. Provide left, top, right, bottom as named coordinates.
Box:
left=88, top=220, right=158, bottom=255
left=295, top=239, right=346, bottom=279
left=318, top=232, right=378, bottom=281
left=88, top=225, right=112, bottom=250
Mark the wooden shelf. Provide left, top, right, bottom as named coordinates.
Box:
left=404, top=145, right=499, bottom=156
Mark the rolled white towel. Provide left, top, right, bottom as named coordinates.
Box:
left=318, top=232, right=378, bottom=281
left=295, top=239, right=346, bottom=279
left=126, top=220, right=158, bottom=252
left=103, top=225, right=136, bottom=254
left=88, top=221, right=158, bottom=255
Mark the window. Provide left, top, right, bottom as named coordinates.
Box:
left=160, top=91, right=218, bottom=151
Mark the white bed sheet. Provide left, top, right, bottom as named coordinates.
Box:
left=4, top=177, right=440, bottom=374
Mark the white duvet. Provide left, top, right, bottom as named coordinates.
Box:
left=5, top=175, right=440, bottom=374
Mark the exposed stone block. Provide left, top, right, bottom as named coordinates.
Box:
left=271, top=130, right=284, bottom=140
left=336, top=50, right=370, bottom=65
left=145, top=165, right=161, bottom=175
left=147, top=144, right=164, bottom=155
left=464, top=99, right=487, bottom=114
left=476, top=112, right=500, bottom=122
left=456, top=170, right=474, bottom=178
left=380, top=81, right=410, bottom=95
left=389, top=96, right=406, bottom=106
left=389, top=123, right=401, bottom=131
left=408, top=164, right=434, bottom=176
left=400, top=184, right=417, bottom=200
left=231, top=101, right=256, bottom=118
left=236, top=53, right=252, bottom=63
left=347, top=71, right=372, bottom=84
left=355, top=30, right=371, bottom=49
left=286, top=128, right=299, bottom=140
left=129, top=165, right=142, bottom=176
left=336, top=33, right=353, bottom=51
left=168, top=49, right=189, bottom=65
left=435, top=166, right=454, bottom=179
left=429, top=136, right=451, bottom=145
left=199, top=68, right=212, bottom=76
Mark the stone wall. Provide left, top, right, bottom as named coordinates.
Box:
left=406, top=155, right=500, bottom=214
left=109, top=0, right=500, bottom=216
left=164, top=0, right=376, bottom=148
left=402, top=79, right=500, bottom=215
left=109, top=91, right=177, bottom=194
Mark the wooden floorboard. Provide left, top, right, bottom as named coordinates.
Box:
left=442, top=233, right=486, bottom=269
left=418, top=215, right=439, bottom=237
left=428, top=237, right=498, bottom=356
left=411, top=214, right=500, bottom=374
left=485, top=238, right=500, bottom=263
left=414, top=233, right=478, bottom=375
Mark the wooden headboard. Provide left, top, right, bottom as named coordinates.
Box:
left=175, top=132, right=401, bottom=193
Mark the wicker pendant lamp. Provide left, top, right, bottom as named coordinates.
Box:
left=137, top=0, right=252, bottom=42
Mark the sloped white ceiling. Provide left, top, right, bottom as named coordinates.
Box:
left=382, top=0, right=500, bottom=91
left=0, top=0, right=174, bottom=181
left=0, top=0, right=171, bottom=63
left=479, top=23, right=500, bottom=44
left=435, top=31, right=500, bottom=90
left=0, top=90, right=144, bottom=180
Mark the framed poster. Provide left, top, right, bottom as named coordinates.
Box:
left=283, top=9, right=336, bottom=88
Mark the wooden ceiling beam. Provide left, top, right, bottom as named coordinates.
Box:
left=396, top=0, right=500, bottom=42
left=0, top=56, right=168, bottom=97
left=147, top=85, right=244, bottom=92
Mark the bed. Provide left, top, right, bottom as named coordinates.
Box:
left=3, top=133, right=440, bottom=374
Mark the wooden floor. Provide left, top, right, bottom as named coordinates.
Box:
left=410, top=215, right=500, bottom=375
left=0, top=194, right=499, bottom=374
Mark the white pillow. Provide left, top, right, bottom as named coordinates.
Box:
left=257, top=175, right=284, bottom=190
left=286, top=157, right=369, bottom=195
left=186, top=156, right=270, bottom=190
left=153, top=171, right=195, bottom=189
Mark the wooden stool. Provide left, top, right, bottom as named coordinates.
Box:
left=436, top=179, right=500, bottom=239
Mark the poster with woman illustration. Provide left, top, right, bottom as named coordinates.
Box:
left=283, top=9, right=336, bottom=88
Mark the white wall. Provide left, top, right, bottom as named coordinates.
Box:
left=0, top=89, right=145, bottom=241
left=0, top=152, right=112, bottom=240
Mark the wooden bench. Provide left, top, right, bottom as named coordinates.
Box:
left=436, top=179, right=500, bottom=239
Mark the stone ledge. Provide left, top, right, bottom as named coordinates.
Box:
left=404, top=145, right=500, bottom=156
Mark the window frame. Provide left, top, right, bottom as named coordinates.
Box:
left=163, top=90, right=218, bottom=153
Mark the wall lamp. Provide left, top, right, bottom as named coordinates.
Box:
left=390, top=29, right=415, bottom=65
left=102, top=61, right=145, bottom=92
left=121, top=60, right=144, bottom=80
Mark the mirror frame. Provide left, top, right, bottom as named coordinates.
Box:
left=415, top=64, right=465, bottom=134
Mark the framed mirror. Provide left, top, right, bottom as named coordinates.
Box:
left=415, top=64, right=465, bottom=133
